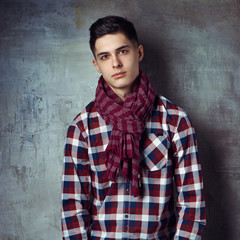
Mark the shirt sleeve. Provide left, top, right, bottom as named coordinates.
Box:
left=61, top=120, right=91, bottom=240
left=172, top=113, right=206, bottom=239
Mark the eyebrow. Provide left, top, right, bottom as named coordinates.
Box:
left=96, top=45, right=130, bottom=58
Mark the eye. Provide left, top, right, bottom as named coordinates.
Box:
left=119, top=49, right=128, bottom=54
left=100, top=54, right=109, bottom=60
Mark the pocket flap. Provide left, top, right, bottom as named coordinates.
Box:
left=141, top=134, right=169, bottom=171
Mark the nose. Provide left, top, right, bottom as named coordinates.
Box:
left=112, top=55, right=122, bottom=68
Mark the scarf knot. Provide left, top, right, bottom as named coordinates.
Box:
left=95, top=70, right=156, bottom=197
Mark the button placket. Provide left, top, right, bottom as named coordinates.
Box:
left=123, top=183, right=130, bottom=233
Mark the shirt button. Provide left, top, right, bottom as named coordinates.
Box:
left=125, top=214, right=129, bottom=218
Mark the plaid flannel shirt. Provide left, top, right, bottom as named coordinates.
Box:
left=61, top=95, right=206, bottom=240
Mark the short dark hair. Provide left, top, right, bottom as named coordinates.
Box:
left=89, top=15, right=139, bottom=56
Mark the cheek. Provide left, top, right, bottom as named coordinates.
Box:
left=129, top=55, right=139, bottom=67
left=101, top=62, right=111, bottom=73
left=129, top=58, right=140, bottom=73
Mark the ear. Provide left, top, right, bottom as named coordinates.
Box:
left=137, top=45, right=144, bottom=62
left=92, top=59, right=102, bottom=74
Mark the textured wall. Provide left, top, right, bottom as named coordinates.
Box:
left=0, top=0, right=239, bottom=239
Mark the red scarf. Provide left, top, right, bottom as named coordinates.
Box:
left=95, top=70, right=156, bottom=197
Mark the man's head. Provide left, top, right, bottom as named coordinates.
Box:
left=89, top=16, right=144, bottom=101
left=89, top=15, right=139, bottom=56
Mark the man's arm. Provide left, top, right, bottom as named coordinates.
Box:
left=61, top=120, right=91, bottom=240
left=172, top=113, right=206, bottom=239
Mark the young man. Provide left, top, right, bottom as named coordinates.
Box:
left=61, top=16, right=206, bottom=239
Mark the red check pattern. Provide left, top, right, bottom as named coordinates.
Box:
left=61, top=96, right=206, bottom=240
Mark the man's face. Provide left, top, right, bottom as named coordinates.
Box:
left=92, top=32, right=144, bottom=98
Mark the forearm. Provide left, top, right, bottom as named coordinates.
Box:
left=62, top=122, right=91, bottom=239
left=174, top=218, right=205, bottom=239
left=61, top=196, right=91, bottom=239
left=172, top=115, right=206, bottom=239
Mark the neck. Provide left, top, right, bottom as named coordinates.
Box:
left=109, top=78, right=140, bottom=102
left=111, top=88, right=133, bottom=101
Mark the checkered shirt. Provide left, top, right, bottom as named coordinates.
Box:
left=61, top=95, right=206, bottom=240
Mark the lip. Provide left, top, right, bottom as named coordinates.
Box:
left=112, top=71, right=127, bottom=79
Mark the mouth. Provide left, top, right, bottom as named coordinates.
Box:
left=112, top=71, right=127, bottom=79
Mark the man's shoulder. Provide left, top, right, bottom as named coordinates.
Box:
left=69, top=100, right=99, bottom=129
left=74, top=100, right=95, bottom=120
left=150, top=95, right=192, bottom=133
left=155, top=95, right=187, bottom=118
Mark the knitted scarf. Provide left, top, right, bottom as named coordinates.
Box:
left=95, top=70, right=156, bottom=197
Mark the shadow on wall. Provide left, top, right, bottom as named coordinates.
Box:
left=198, top=126, right=235, bottom=240
left=140, top=37, right=171, bottom=98
left=140, top=39, right=234, bottom=240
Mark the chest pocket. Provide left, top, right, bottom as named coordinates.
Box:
left=140, top=133, right=170, bottom=171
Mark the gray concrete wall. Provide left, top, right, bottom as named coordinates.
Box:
left=0, top=0, right=239, bottom=239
